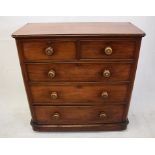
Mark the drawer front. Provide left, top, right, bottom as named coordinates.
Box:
left=80, top=40, right=136, bottom=59
left=22, top=40, right=76, bottom=61
left=30, top=84, right=128, bottom=104
left=27, top=63, right=132, bottom=82
left=33, top=105, right=125, bottom=124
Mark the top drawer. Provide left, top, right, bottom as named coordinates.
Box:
left=80, top=40, right=136, bottom=59
left=22, top=40, right=76, bottom=61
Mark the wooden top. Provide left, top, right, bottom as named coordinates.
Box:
left=12, top=22, right=145, bottom=38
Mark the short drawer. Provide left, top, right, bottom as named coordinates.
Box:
left=26, top=63, right=132, bottom=82
left=22, top=40, right=76, bottom=61
left=80, top=40, right=136, bottom=59
left=33, top=105, right=125, bottom=124
left=30, top=83, right=129, bottom=105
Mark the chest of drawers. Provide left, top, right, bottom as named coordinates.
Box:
left=12, top=22, right=145, bottom=131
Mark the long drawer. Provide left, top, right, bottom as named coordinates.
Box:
left=30, top=83, right=129, bottom=105
left=26, top=63, right=132, bottom=82
left=33, top=105, right=125, bottom=125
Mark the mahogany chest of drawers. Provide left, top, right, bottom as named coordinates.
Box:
left=12, top=22, right=145, bottom=131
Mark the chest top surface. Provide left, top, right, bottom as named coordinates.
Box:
left=12, top=22, right=145, bottom=38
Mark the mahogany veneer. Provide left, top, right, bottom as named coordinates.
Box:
left=12, top=22, right=145, bottom=131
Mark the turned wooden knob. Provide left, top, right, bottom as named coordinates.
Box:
left=48, top=69, right=55, bottom=78
left=51, top=92, right=58, bottom=99
left=52, top=113, right=60, bottom=119
left=99, top=112, right=107, bottom=119
left=103, top=70, right=111, bottom=78
left=101, top=91, right=109, bottom=98
left=45, top=47, right=54, bottom=56
left=104, top=47, right=112, bottom=55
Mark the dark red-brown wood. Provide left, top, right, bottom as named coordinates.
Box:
left=22, top=40, right=76, bottom=61
left=12, top=22, right=145, bottom=131
left=33, top=105, right=125, bottom=124
left=12, top=22, right=145, bottom=38
left=30, top=83, right=129, bottom=104
left=80, top=40, right=136, bottom=59
left=26, top=63, right=132, bottom=82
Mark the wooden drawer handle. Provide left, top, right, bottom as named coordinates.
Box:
left=99, top=112, right=107, bottom=119
left=51, top=92, right=58, bottom=99
left=105, top=47, right=112, bottom=55
left=52, top=112, right=60, bottom=119
left=45, top=46, right=54, bottom=56
left=48, top=69, right=55, bottom=78
left=103, top=69, right=111, bottom=78
left=101, top=91, right=109, bottom=98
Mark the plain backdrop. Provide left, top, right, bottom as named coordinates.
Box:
left=0, top=16, right=155, bottom=137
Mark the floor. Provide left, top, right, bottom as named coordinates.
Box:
left=0, top=40, right=155, bottom=138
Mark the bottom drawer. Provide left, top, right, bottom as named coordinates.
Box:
left=33, top=105, right=125, bottom=125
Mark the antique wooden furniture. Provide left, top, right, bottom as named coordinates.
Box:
left=12, top=22, right=145, bottom=131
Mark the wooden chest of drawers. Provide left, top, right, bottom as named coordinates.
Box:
left=12, top=22, right=145, bottom=131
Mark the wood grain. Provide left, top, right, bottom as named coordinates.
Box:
left=30, top=83, right=129, bottom=104
left=12, top=23, right=145, bottom=131
left=80, top=40, right=136, bottom=59
left=33, top=105, right=125, bottom=125
left=22, top=40, right=76, bottom=61
left=12, top=22, right=145, bottom=38
left=26, top=63, right=132, bottom=82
